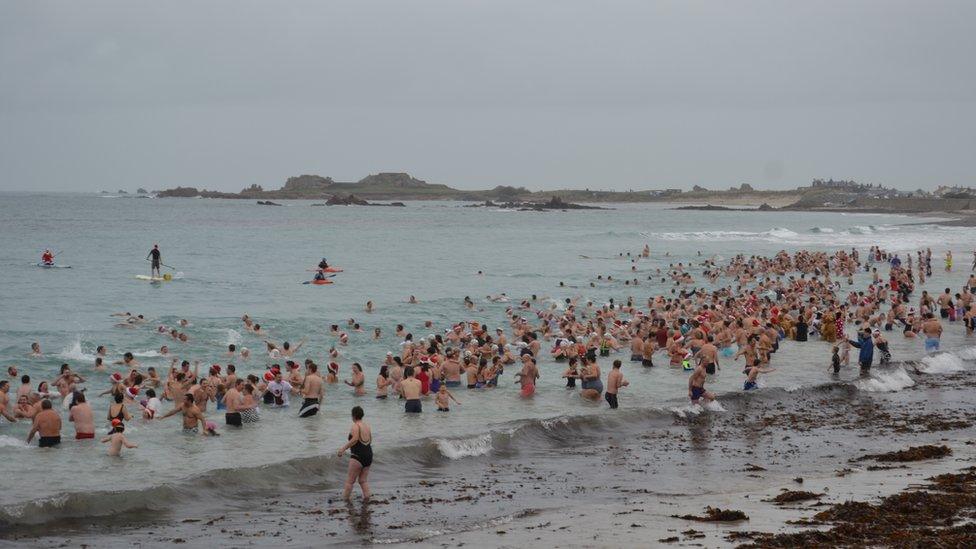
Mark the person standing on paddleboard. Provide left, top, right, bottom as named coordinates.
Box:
left=147, top=244, right=161, bottom=277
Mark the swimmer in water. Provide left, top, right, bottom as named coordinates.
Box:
left=344, top=363, right=366, bottom=396
left=158, top=393, right=212, bottom=436
left=0, top=380, right=19, bottom=422
left=688, top=362, right=715, bottom=405
left=435, top=384, right=460, bottom=411
left=517, top=356, right=538, bottom=398
left=604, top=360, right=628, bottom=409
left=743, top=360, right=774, bottom=390
left=101, top=420, right=138, bottom=456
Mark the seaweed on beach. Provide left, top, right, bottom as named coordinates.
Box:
left=767, top=490, right=823, bottom=504
left=854, top=444, right=952, bottom=463
left=926, top=468, right=976, bottom=492
left=673, top=507, right=749, bottom=522
left=737, top=464, right=976, bottom=548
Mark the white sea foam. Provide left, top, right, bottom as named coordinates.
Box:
left=856, top=368, right=915, bottom=392
left=646, top=224, right=972, bottom=252
left=670, top=404, right=701, bottom=418
left=541, top=417, right=570, bottom=430
left=0, top=435, right=27, bottom=448
left=56, top=339, right=94, bottom=362
left=954, top=346, right=976, bottom=361
left=703, top=400, right=726, bottom=412
left=918, top=352, right=967, bottom=374
left=435, top=434, right=493, bottom=459
left=225, top=329, right=243, bottom=347
left=132, top=350, right=161, bottom=358
left=670, top=400, right=724, bottom=416
left=652, top=227, right=800, bottom=243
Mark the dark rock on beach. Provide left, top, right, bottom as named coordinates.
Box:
left=256, top=200, right=282, bottom=206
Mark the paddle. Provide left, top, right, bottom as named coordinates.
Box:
left=300, top=273, right=337, bottom=284
left=146, top=258, right=178, bottom=271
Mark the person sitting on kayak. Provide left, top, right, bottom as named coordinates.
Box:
left=313, top=269, right=327, bottom=281
left=41, top=249, right=54, bottom=266
left=317, top=258, right=329, bottom=270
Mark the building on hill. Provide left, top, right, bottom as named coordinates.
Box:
left=810, top=178, right=875, bottom=191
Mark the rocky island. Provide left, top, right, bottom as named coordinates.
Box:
left=674, top=202, right=776, bottom=211
left=154, top=174, right=976, bottom=217
left=465, top=196, right=611, bottom=211
left=312, top=194, right=405, bottom=207
left=157, top=173, right=457, bottom=201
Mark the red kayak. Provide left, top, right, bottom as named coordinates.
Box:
left=303, top=279, right=334, bottom=285
left=323, top=267, right=343, bottom=273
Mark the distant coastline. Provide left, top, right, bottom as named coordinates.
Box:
left=147, top=173, right=976, bottom=218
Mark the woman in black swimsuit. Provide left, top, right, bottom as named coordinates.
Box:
left=337, top=406, right=372, bottom=501
left=107, top=392, right=131, bottom=423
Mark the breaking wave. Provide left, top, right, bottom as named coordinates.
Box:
left=918, top=352, right=968, bottom=374
left=646, top=224, right=971, bottom=252
left=855, top=367, right=916, bottom=392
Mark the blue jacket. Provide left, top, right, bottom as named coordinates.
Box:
left=848, top=334, right=874, bottom=366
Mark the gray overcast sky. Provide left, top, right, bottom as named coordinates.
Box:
left=1, top=1, right=973, bottom=192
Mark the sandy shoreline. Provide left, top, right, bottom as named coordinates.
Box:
left=7, top=368, right=976, bottom=548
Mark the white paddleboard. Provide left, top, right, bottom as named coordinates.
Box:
left=135, top=275, right=169, bottom=282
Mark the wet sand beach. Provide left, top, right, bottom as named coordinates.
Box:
left=7, top=367, right=976, bottom=548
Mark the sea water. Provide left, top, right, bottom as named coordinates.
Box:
left=0, top=192, right=974, bottom=524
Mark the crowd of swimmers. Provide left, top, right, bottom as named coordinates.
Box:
left=3, top=246, right=976, bottom=501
